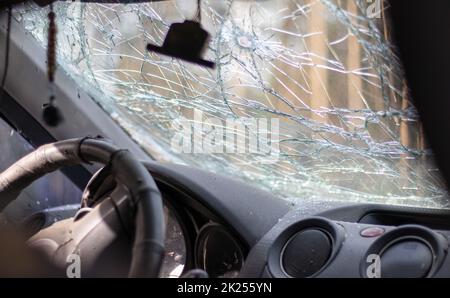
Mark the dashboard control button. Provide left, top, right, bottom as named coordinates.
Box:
left=360, top=227, right=385, bottom=237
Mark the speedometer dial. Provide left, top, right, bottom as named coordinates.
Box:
left=195, top=224, right=245, bottom=278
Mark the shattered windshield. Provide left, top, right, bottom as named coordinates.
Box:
left=14, top=0, right=449, bottom=208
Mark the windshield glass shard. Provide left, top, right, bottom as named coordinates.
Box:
left=14, top=0, right=449, bottom=208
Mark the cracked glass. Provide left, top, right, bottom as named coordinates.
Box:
left=13, top=0, right=449, bottom=208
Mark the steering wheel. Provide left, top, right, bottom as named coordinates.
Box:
left=0, top=137, right=165, bottom=277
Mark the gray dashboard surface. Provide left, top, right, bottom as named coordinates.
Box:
left=240, top=203, right=450, bottom=278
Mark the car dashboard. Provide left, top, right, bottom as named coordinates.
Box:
left=17, top=159, right=450, bottom=278
left=140, top=162, right=450, bottom=279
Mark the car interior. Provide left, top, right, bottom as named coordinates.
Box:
left=1, top=0, right=450, bottom=278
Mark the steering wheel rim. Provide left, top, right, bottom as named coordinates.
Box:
left=0, top=137, right=165, bottom=277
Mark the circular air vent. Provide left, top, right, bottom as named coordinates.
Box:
left=281, top=228, right=332, bottom=278
left=361, top=225, right=447, bottom=278
left=268, top=217, right=345, bottom=278
left=380, top=239, right=433, bottom=278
